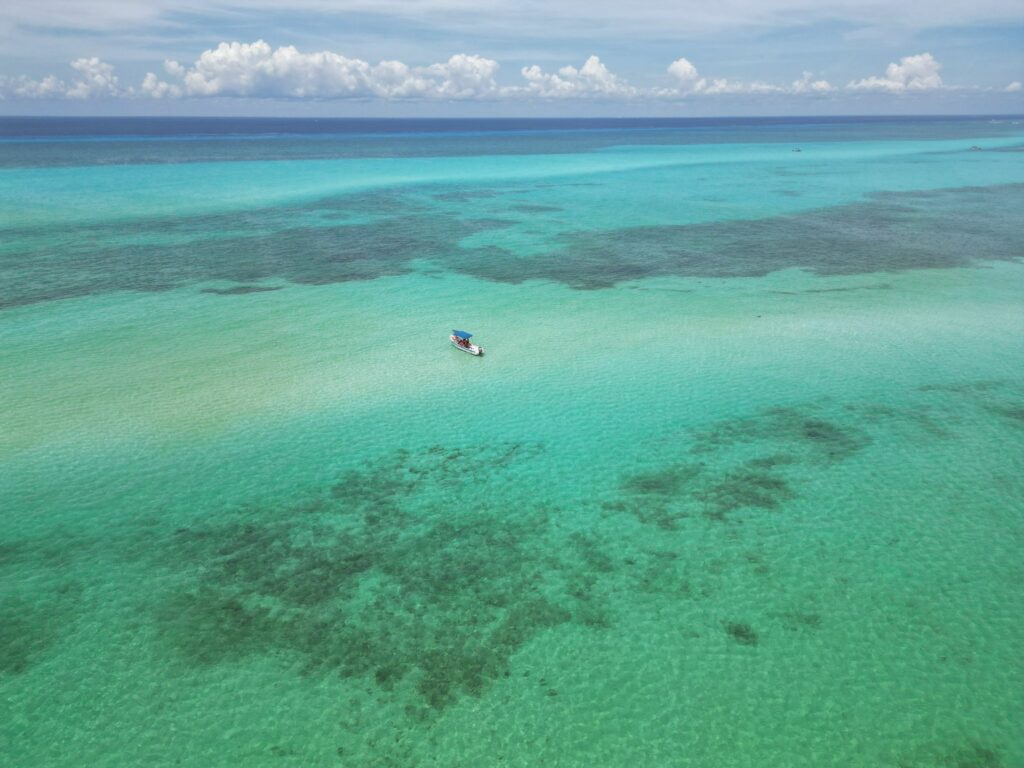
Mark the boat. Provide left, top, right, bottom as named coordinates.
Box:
left=450, top=329, right=484, bottom=356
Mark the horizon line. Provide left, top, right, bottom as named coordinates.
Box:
left=2, top=112, right=1023, bottom=121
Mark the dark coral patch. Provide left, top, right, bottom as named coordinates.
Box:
left=608, top=403, right=873, bottom=529
left=10, top=182, right=1024, bottom=308
left=509, top=204, right=563, bottom=213
left=896, top=740, right=1003, bottom=768
left=615, top=464, right=703, bottom=529
left=616, top=457, right=800, bottom=526
left=622, top=465, right=701, bottom=497
left=989, top=404, right=1024, bottom=424
left=0, top=588, right=80, bottom=676
left=802, top=282, right=892, bottom=293
left=625, top=550, right=695, bottom=598
left=505, top=183, right=1024, bottom=289
left=778, top=611, right=822, bottom=631
left=723, top=621, right=758, bottom=646
left=0, top=599, right=57, bottom=675
left=200, top=285, right=282, bottom=295
left=431, top=188, right=500, bottom=202
left=698, top=466, right=795, bottom=519
left=942, top=743, right=1003, bottom=768
left=0, top=189, right=516, bottom=309
left=690, top=406, right=870, bottom=463
left=744, top=454, right=797, bottom=470
left=914, top=379, right=1024, bottom=434
left=798, top=418, right=866, bottom=460
left=849, top=403, right=950, bottom=438
left=915, top=380, right=1014, bottom=395
left=155, top=442, right=610, bottom=713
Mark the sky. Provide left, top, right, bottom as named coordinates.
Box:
left=0, top=0, right=1022, bottom=116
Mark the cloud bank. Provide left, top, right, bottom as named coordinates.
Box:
left=1, top=44, right=1015, bottom=103
left=139, top=41, right=501, bottom=100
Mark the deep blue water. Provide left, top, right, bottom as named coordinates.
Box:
left=2, top=114, right=1023, bottom=140
left=1, top=115, right=1022, bottom=169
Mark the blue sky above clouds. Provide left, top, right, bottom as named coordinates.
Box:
left=0, top=0, right=1022, bottom=115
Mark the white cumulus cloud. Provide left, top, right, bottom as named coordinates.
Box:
left=181, top=41, right=370, bottom=97
left=701, top=78, right=784, bottom=94
left=667, top=57, right=702, bottom=89
left=516, top=55, right=636, bottom=98
left=847, top=52, right=943, bottom=92
left=161, top=40, right=500, bottom=100
left=2, top=45, right=1014, bottom=104
left=0, top=57, right=122, bottom=99
left=1, top=74, right=67, bottom=98
left=64, top=57, right=120, bottom=98
left=420, top=53, right=501, bottom=98
left=665, top=58, right=831, bottom=96
left=140, top=71, right=182, bottom=98
left=164, top=60, right=186, bottom=78
left=140, top=60, right=187, bottom=97
left=790, top=71, right=834, bottom=93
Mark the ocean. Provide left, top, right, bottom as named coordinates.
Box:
left=1, top=115, right=1022, bottom=767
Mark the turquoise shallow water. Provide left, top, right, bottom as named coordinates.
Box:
left=1, top=117, right=1023, bottom=767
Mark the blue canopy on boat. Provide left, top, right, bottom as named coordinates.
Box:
left=452, top=330, right=473, bottom=339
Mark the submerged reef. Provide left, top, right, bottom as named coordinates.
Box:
left=0, top=533, right=87, bottom=677
left=144, top=383, right=1024, bottom=725
left=915, top=379, right=1024, bottom=430
left=723, top=621, right=759, bottom=646
left=0, top=186, right=515, bottom=309
left=615, top=403, right=869, bottom=526
left=200, top=285, right=283, bottom=295
left=697, top=464, right=796, bottom=521
left=689, top=406, right=871, bottom=463
left=777, top=611, right=822, bottom=632
left=0, top=585, right=82, bottom=676
left=616, top=464, right=704, bottom=529
left=988, top=404, right=1024, bottom=425
left=6, top=182, right=1024, bottom=308
left=611, top=384, right=1024, bottom=530
left=0, top=597, right=59, bottom=675
left=895, top=739, right=1004, bottom=768
left=156, top=442, right=610, bottom=713
left=483, top=183, right=1024, bottom=290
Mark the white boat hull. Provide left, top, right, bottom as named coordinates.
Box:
left=450, top=336, right=484, bottom=356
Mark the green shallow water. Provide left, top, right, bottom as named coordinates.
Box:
left=1, top=118, right=1023, bottom=767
